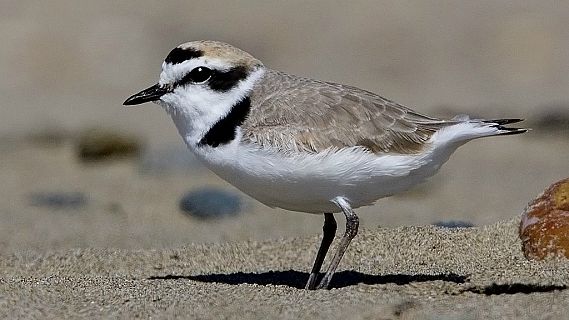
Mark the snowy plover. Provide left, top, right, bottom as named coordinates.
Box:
left=124, top=41, right=526, bottom=289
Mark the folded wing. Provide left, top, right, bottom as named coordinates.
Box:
left=243, top=70, right=456, bottom=154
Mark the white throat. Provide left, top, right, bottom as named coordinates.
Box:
left=158, top=67, right=265, bottom=148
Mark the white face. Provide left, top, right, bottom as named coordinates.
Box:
left=154, top=54, right=265, bottom=146
left=158, top=57, right=245, bottom=114
left=123, top=45, right=265, bottom=147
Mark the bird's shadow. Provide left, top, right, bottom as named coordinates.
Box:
left=147, top=270, right=467, bottom=289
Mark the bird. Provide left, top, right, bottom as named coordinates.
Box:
left=124, top=40, right=526, bottom=290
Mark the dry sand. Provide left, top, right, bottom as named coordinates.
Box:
left=1, top=219, right=568, bottom=319
left=3, top=1, right=569, bottom=317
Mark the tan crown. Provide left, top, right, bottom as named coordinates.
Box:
left=178, top=41, right=263, bottom=69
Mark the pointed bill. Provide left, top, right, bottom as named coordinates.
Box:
left=123, top=84, right=168, bottom=106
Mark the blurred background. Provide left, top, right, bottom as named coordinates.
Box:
left=1, top=0, right=568, bottom=250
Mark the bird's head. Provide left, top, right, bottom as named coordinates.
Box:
left=123, top=41, right=264, bottom=117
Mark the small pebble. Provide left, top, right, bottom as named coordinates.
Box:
left=28, top=192, right=88, bottom=210
left=179, top=188, right=243, bottom=219
left=519, top=177, right=569, bottom=260
left=76, top=128, right=142, bottom=162
left=433, top=221, right=475, bottom=228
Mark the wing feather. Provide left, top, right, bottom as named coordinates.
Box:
left=243, top=69, right=455, bottom=154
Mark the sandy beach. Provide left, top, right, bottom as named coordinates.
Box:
left=2, top=1, right=569, bottom=318
left=2, top=135, right=569, bottom=319
left=1, top=219, right=569, bottom=319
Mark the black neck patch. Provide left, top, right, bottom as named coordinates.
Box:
left=165, top=47, right=203, bottom=64
left=198, top=96, right=251, bottom=147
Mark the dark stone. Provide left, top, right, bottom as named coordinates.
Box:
left=28, top=192, right=88, bottom=210
left=76, top=128, right=142, bottom=162
left=433, top=220, right=475, bottom=228
left=179, top=188, right=243, bottom=219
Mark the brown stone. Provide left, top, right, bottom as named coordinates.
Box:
left=519, top=178, right=569, bottom=260
left=76, top=128, right=142, bottom=162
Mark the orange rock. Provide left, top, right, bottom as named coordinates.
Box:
left=519, top=178, right=569, bottom=260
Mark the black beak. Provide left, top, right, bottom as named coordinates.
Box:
left=123, top=84, right=168, bottom=106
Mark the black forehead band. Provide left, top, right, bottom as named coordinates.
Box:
left=165, top=47, right=203, bottom=64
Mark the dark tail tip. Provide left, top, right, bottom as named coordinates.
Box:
left=483, top=118, right=528, bottom=136
left=483, top=118, right=524, bottom=125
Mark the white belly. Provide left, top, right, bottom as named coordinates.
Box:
left=191, top=140, right=457, bottom=214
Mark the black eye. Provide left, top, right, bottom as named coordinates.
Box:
left=186, top=67, right=212, bottom=83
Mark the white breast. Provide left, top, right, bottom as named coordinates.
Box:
left=189, top=132, right=460, bottom=214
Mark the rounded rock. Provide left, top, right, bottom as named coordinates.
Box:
left=519, top=177, right=569, bottom=260
left=179, top=188, right=243, bottom=219
left=76, top=128, right=142, bottom=162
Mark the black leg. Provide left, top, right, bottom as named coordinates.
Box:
left=317, top=197, right=359, bottom=289
left=305, top=213, right=337, bottom=290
